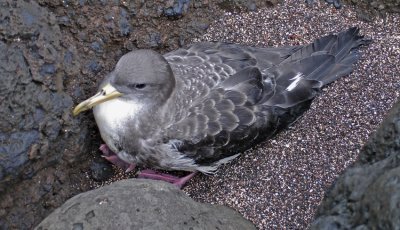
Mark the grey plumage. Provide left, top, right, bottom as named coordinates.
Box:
left=81, top=28, right=369, bottom=174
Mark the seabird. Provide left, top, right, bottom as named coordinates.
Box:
left=74, top=27, right=369, bottom=187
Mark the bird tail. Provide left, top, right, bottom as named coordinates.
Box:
left=262, top=27, right=370, bottom=108
left=281, top=27, right=370, bottom=85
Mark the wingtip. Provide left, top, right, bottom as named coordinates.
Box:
left=346, top=26, right=373, bottom=46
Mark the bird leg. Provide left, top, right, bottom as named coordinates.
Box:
left=99, top=144, right=196, bottom=188
left=99, top=144, right=136, bottom=172
left=137, top=169, right=197, bottom=189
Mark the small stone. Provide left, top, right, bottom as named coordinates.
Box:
left=90, top=161, right=114, bottom=182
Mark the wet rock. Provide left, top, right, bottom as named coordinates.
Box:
left=163, top=0, right=191, bottom=17
left=35, top=179, right=256, bottom=229
left=311, top=100, right=400, bottom=229
left=0, top=40, right=82, bottom=182
left=0, top=0, right=87, bottom=228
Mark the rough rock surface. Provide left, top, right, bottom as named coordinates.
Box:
left=0, top=1, right=92, bottom=228
left=344, top=0, right=400, bottom=13
left=0, top=0, right=85, bottom=186
left=35, top=179, right=256, bottom=230
left=341, top=0, right=400, bottom=21
left=311, top=0, right=400, bottom=13
left=311, top=100, right=400, bottom=229
left=307, top=0, right=400, bottom=22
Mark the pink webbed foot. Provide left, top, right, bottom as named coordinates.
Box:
left=99, top=144, right=136, bottom=172
left=138, top=169, right=197, bottom=189
left=98, top=144, right=196, bottom=187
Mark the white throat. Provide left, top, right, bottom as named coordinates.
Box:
left=93, top=98, right=143, bottom=152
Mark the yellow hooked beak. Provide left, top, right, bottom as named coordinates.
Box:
left=73, top=83, right=123, bottom=116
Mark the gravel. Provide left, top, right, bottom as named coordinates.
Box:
left=182, top=1, right=400, bottom=229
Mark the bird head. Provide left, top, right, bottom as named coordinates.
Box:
left=73, top=49, right=176, bottom=116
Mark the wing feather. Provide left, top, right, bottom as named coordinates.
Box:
left=165, top=66, right=265, bottom=164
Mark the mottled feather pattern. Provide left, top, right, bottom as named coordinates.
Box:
left=162, top=28, right=369, bottom=168
left=92, top=28, right=369, bottom=172
left=166, top=66, right=269, bottom=164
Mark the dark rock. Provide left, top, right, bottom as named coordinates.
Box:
left=0, top=0, right=58, bottom=40
left=217, top=0, right=281, bottom=12
left=101, top=6, right=133, bottom=38
left=187, top=20, right=210, bottom=34
left=122, top=1, right=137, bottom=16
left=90, top=161, right=114, bottom=182
left=0, top=0, right=87, bottom=228
left=248, top=3, right=257, bottom=11
left=35, top=179, right=256, bottom=229
left=306, top=0, right=400, bottom=12
left=306, top=0, right=342, bottom=8
left=118, top=8, right=131, bottom=36
left=57, top=16, right=71, bottom=26
left=79, top=0, right=86, bottom=7
left=163, top=0, right=191, bottom=17
left=39, top=64, right=57, bottom=81
left=342, top=0, right=399, bottom=18
left=311, top=100, right=400, bottom=229
left=86, top=60, right=102, bottom=74
left=0, top=131, right=39, bottom=180
left=0, top=42, right=66, bottom=179
left=147, top=31, right=162, bottom=48
left=90, top=41, right=103, bottom=53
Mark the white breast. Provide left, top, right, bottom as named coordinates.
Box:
left=93, top=98, right=142, bottom=152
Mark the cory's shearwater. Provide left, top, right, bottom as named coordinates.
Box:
left=73, top=27, right=369, bottom=187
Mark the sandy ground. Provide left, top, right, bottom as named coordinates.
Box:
left=180, top=1, right=400, bottom=229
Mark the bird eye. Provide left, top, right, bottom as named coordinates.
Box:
left=128, top=83, right=147, bottom=89
left=135, top=84, right=146, bottom=89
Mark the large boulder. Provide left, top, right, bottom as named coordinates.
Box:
left=36, top=179, right=256, bottom=229
left=311, top=100, right=400, bottom=229
left=0, top=0, right=85, bottom=192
